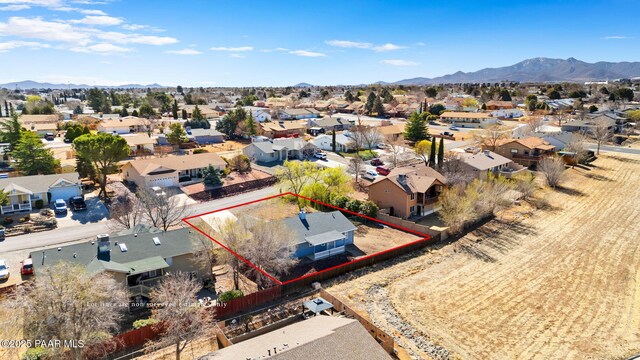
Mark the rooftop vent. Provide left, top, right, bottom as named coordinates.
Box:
left=484, top=150, right=490, bottom=156
left=153, top=237, right=161, bottom=246
left=118, top=243, right=128, bottom=252
left=298, top=210, right=306, bottom=220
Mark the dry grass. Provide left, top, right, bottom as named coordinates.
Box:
left=231, top=198, right=316, bottom=221
left=328, top=153, right=640, bottom=360
left=136, top=336, right=218, bottom=360
left=353, top=223, right=424, bottom=255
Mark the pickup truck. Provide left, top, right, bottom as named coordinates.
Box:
left=69, top=196, right=87, bottom=211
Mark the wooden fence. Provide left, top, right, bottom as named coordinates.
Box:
left=214, top=285, right=282, bottom=319
left=189, top=176, right=277, bottom=202
left=377, top=213, right=445, bottom=239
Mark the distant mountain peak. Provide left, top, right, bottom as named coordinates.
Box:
left=0, top=80, right=166, bottom=90
left=293, top=82, right=314, bottom=88
left=388, top=57, right=640, bottom=85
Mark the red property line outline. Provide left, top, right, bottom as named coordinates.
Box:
left=182, top=192, right=433, bottom=286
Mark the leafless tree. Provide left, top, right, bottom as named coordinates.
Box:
left=348, top=155, right=364, bottom=186
left=525, top=116, right=544, bottom=133
left=439, top=151, right=475, bottom=185
left=513, top=171, right=538, bottom=200
left=474, top=125, right=509, bottom=151
left=438, top=184, right=475, bottom=234
left=145, top=272, right=214, bottom=360
left=108, top=193, right=144, bottom=231
left=140, top=117, right=156, bottom=137
left=361, top=126, right=382, bottom=151
left=212, top=216, right=253, bottom=290
left=590, top=118, right=612, bottom=155
left=138, top=188, right=190, bottom=231
left=385, top=134, right=404, bottom=168
left=349, top=125, right=367, bottom=152
left=538, top=155, right=565, bottom=188
left=9, top=262, right=128, bottom=360
left=228, top=154, right=252, bottom=173
left=564, top=133, right=589, bottom=164
left=555, top=113, right=567, bottom=127
left=190, top=231, right=217, bottom=283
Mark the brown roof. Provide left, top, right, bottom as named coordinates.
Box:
left=20, top=114, right=60, bottom=123
left=485, top=100, right=514, bottom=108
left=377, top=124, right=405, bottom=135
left=440, top=111, right=495, bottom=119
left=100, top=116, right=147, bottom=128
left=261, top=121, right=306, bottom=132
left=28, top=123, right=57, bottom=131
left=123, top=152, right=225, bottom=176
left=121, top=134, right=155, bottom=146
left=370, top=164, right=446, bottom=194
left=495, top=137, right=556, bottom=150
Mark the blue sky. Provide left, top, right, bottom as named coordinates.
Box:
left=0, top=0, right=638, bottom=86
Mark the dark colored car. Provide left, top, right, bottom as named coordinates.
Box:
left=370, top=158, right=383, bottom=166
left=69, top=196, right=87, bottom=211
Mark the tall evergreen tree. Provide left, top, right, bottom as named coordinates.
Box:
left=331, top=130, right=337, bottom=152
left=172, top=100, right=179, bottom=119
left=12, top=131, right=59, bottom=175
left=437, top=137, right=444, bottom=166
left=364, top=92, right=376, bottom=114
left=0, top=112, right=23, bottom=150
left=429, top=138, right=436, bottom=167
left=404, top=112, right=428, bottom=142
left=373, top=96, right=385, bottom=117
left=244, top=113, right=257, bottom=136
left=181, top=109, right=188, bottom=120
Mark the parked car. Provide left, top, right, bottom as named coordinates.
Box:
left=44, top=132, right=55, bottom=141
left=0, top=227, right=4, bottom=241
left=376, top=166, right=391, bottom=175
left=69, top=196, right=87, bottom=211
left=151, top=186, right=167, bottom=197
left=449, top=126, right=460, bottom=131
left=376, top=143, right=386, bottom=149
left=370, top=158, right=383, bottom=166
left=429, top=121, right=438, bottom=126
left=362, top=170, right=377, bottom=181
left=0, top=259, right=9, bottom=281
left=440, top=131, right=453, bottom=137
left=20, top=258, right=33, bottom=276
left=53, top=199, right=68, bottom=215
left=313, top=152, right=327, bottom=160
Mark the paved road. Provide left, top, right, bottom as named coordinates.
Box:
left=0, top=187, right=277, bottom=253
left=587, top=143, right=640, bottom=155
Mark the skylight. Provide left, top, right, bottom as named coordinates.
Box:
left=118, top=243, right=128, bottom=252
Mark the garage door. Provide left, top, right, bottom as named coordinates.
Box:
left=49, top=186, right=81, bottom=202
left=148, top=178, right=175, bottom=187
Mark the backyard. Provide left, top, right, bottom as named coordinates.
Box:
left=327, top=153, right=640, bottom=360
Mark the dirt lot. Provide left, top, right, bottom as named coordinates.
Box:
left=353, top=221, right=424, bottom=255
left=327, top=153, right=640, bottom=360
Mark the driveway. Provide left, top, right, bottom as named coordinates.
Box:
left=58, top=196, right=110, bottom=228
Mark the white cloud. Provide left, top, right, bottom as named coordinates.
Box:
left=372, top=43, right=405, bottom=52
left=210, top=46, right=253, bottom=52
left=50, top=6, right=106, bottom=15
left=416, top=42, right=426, bottom=46
left=325, top=39, right=372, bottom=49
left=165, top=48, right=201, bottom=55
left=70, top=15, right=122, bottom=26
left=290, top=50, right=326, bottom=57
left=229, top=53, right=245, bottom=58
left=0, top=40, right=49, bottom=52
left=0, top=4, right=30, bottom=10
left=96, top=31, right=178, bottom=45
left=70, top=42, right=131, bottom=54
left=0, top=16, right=92, bottom=44
left=603, top=36, right=629, bottom=40
left=381, top=59, right=418, bottom=66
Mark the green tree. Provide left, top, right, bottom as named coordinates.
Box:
left=429, top=103, right=446, bottom=115
left=244, top=112, right=257, bottom=136
left=364, top=92, right=376, bottom=114
left=73, top=133, right=129, bottom=198
left=404, top=112, right=428, bottom=142
left=381, top=88, right=393, bottom=103
left=166, top=123, right=188, bottom=147
left=87, top=88, right=110, bottom=112
left=73, top=105, right=83, bottom=115
left=172, top=100, right=179, bottom=119
left=616, top=88, right=634, bottom=102
left=499, top=89, right=512, bottom=101
left=181, top=109, right=188, bottom=120
left=525, top=94, right=538, bottom=111
left=344, top=90, right=354, bottom=103
left=437, top=137, right=444, bottom=166
left=202, top=165, right=222, bottom=187
left=12, top=131, right=59, bottom=175
left=0, top=112, right=23, bottom=150
left=360, top=201, right=379, bottom=218
left=373, top=96, right=385, bottom=117
left=216, top=108, right=246, bottom=138
left=547, top=89, right=561, bottom=100
left=192, top=105, right=204, bottom=121
left=331, top=130, right=336, bottom=152
left=425, top=87, right=438, bottom=98
left=138, top=102, right=156, bottom=118
left=588, top=105, right=598, bottom=113
left=429, top=138, right=437, bottom=167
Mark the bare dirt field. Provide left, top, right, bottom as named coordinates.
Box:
left=327, top=153, right=640, bottom=360
left=353, top=221, right=424, bottom=255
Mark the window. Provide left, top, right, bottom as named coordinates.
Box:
left=165, top=257, right=173, bottom=266
left=510, top=149, right=518, bottom=154
left=410, top=206, right=415, bottom=214
left=148, top=270, right=157, bottom=278
left=410, top=193, right=415, bottom=200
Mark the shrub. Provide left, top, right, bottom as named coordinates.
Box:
left=23, top=346, right=48, bottom=360
left=132, top=318, right=160, bottom=329
left=34, top=199, right=44, bottom=209
left=218, top=289, right=244, bottom=303
left=20, top=214, right=30, bottom=223
left=360, top=201, right=379, bottom=218
left=229, top=154, right=251, bottom=173
left=331, top=195, right=349, bottom=209
left=39, top=208, right=54, bottom=217
left=193, top=148, right=208, bottom=154
left=35, top=217, right=57, bottom=228
left=345, top=199, right=363, bottom=213
left=23, top=225, right=34, bottom=233
left=3, top=217, right=13, bottom=225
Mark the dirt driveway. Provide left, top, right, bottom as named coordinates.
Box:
left=327, top=153, right=640, bottom=360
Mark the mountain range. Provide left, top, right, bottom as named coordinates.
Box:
left=0, top=80, right=164, bottom=90
left=382, top=57, right=640, bottom=85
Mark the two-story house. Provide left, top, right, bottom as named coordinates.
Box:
left=491, top=137, right=556, bottom=168
left=367, top=164, right=447, bottom=219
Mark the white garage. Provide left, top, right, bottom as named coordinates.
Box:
left=147, top=177, right=176, bottom=188
left=48, top=179, right=82, bottom=202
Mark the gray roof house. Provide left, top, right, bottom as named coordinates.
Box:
left=199, top=315, right=391, bottom=360
left=30, top=225, right=208, bottom=303
left=311, top=133, right=355, bottom=152
left=243, top=138, right=317, bottom=163
left=0, top=172, right=82, bottom=214
left=280, top=210, right=357, bottom=260
left=308, top=116, right=352, bottom=131
left=561, top=115, right=616, bottom=133
left=157, top=127, right=225, bottom=145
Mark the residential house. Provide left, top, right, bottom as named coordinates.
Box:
left=186, top=128, right=225, bottom=144
left=19, top=114, right=60, bottom=125
left=243, top=138, right=317, bottom=163
left=377, top=124, right=405, bottom=141
left=312, top=133, right=354, bottom=152
left=121, top=152, right=226, bottom=187
left=279, top=210, right=356, bottom=261
left=560, top=116, right=616, bottom=133
left=181, top=105, right=221, bottom=119
left=200, top=315, right=391, bottom=360
left=0, top=172, right=82, bottom=214
left=491, top=137, right=556, bottom=168
left=260, top=121, right=306, bottom=139
left=491, top=108, right=524, bottom=119
left=308, top=116, right=352, bottom=131
left=440, top=112, right=498, bottom=128
left=27, top=122, right=58, bottom=137
left=98, top=116, right=150, bottom=134
left=453, top=148, right=526, bottom=179
left=485, top=100, right=515, bottom=110
left=278, top=108, right=320, bottom=120
left=368, top=164, right=447, bottom=219
left=120, top=134, right=155, bottom=156
left=29, top=225, right=209, bottom=305
left=242, top=106, right=272, bottom=122
left=526, top=132, right=578, bottom=150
